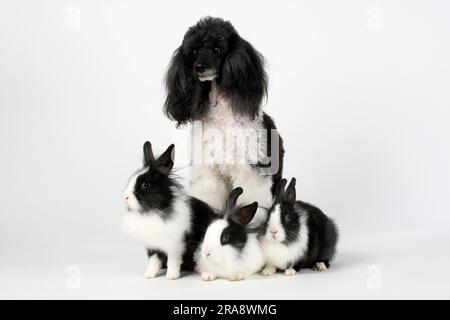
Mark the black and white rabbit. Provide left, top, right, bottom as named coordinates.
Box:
left=260, top=178, right=338, bottom=276
left=122, top=141, right=216, bottom=280
left=194, top=187, right=265, bottom=281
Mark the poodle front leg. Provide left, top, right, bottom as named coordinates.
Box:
left=189, top=165, right=228, bottom=211
left=233, top=167, right=274, bottom=227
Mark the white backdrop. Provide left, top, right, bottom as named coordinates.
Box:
left=1, top=0, right=450, bottom=299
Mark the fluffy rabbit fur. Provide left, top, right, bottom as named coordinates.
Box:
left=260, top=178, right=338, bottom=276
left=194, top=187, right=265, bottom=281
left=122, top=141, right=216, bottom=280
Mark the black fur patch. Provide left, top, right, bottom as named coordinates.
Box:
left=220, top=220, right=248, bottom=252
left=146, top=249, right=167, bottom=268
left=221, top=200, right=263, bottom=253
left=299, top=200, right=339, bottom=268
left=133, top=168, right=177, bottom=217
left=280, top=203, right=301, bottom=245
left=257, top=113, right=285, bottom=196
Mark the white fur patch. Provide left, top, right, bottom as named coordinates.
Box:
left=261, top=208, right=309, bottom=270
left=265, top=204, right=284, bottom=241
left=123, top=168, right=146, bottom=212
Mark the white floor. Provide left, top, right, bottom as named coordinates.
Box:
left=1, top=225, right=449, bottom=300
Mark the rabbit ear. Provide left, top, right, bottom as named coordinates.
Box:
left=226, top=187, right=243, bottom=211
left=155, top=144, right=175, bottom=175
left=235, top=202, right=258, bottom=225
left=143, top=141, right=155, bottom=167
left=275, top=179, right=287, bottom=202
left=284, top=178, right=297, bottom=204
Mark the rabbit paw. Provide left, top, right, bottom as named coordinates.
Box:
left=144, top=267, right=159, bottom=279
left=228, top=274, right=244, bottom=281
left=201, top=272, right=216, bottom=281
left=284, top=268, right=297, bottom=276
left=165, top=269, right=180, bottom=280
left=312, top=262, right=328, bottom=272
left=144, top=257, right=161, bottom=278
left=261, top=265, right=276, bottom=276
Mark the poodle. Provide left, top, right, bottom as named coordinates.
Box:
left=163, top=17, right=284, bottom=226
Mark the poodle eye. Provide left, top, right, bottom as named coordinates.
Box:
left=141, top=182, right=150, bottom=191
left=192, top=49, right=198, bottom=55
left=214, top=47, right=222, bottom=53
left=284, top=214, right=291, bottom=224
left=221, top=230, right=231, bottom=244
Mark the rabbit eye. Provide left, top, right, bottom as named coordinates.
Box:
left=284, top=214, right=291, bottom=224
left=220, top=231, right=231, bottom=244
left=214, top=47, right=221, bottom=53
left=141, top=182, right=150, bottom=191
left=193, top=49, right=198, bottom=55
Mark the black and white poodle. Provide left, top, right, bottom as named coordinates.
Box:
left=164, top=17, right=284, bottom=226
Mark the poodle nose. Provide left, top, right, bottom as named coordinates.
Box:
left=195, top=63, right=208, bottom=73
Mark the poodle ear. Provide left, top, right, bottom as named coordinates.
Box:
left=164, top=47, right=210, bottom=126
left=164, top=47, right=193, bottom=126
left=284, top=178, right=297, bottom=204
left=221, top=35, right=267, bottom=119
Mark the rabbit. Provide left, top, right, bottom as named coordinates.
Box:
left=260, top=178, right=338, bottom=276
left=122, top=141, right=216, bottom=280
left=194, top=187, right=265, bottom=281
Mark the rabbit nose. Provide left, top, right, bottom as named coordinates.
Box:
left=125, top=196, right=129, bottom=200
left=271, top=230, right=278, bottom=234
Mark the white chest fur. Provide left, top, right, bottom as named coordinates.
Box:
left=121, top=196, right=191, bottom=254
left=192, top=82, right=268, bottom=169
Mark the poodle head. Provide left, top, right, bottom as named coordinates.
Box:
left=182, top=17, right=235, bottom=82
left=164, top=17, right=267, bottom=126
